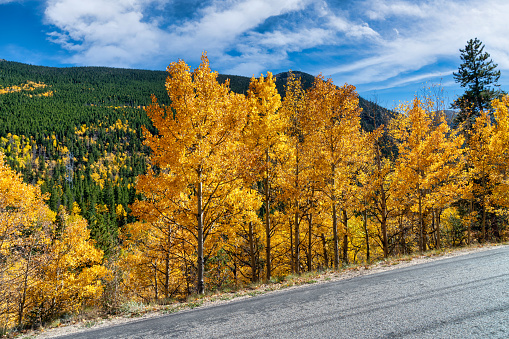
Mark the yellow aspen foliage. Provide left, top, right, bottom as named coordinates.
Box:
left=465, top=110, right=495, bottom=242
left=357, top=127, right=396, bottom=259
left=0, top=81, right=48, bottom=95
left=217, top=188, right=263, bottom=284
left=33, top=208, right=107, bottom=321
left=0, top=153, right=106, bottom=330
left=489, top=96, right=509, bottom=209
left=119, top=219, right=186, bottom=302
left=134, top=53, right=255, bottom=295
left=440, top=207, right=465, bottom=246
left=390, top=98, right=464, bottom=251
left=464, top=95, right=509, bottom=240
left=307, top=75, right=364, bottom=269
left=0, top=152, right=55, bottom=329
left=278, top=72, right=322, bottom=273
left=116, top=204, right=127, bottom=219
left=244, top=71, right=284, bottom=281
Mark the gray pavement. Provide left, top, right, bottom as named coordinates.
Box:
left=56, top=246, right=509, bottom=338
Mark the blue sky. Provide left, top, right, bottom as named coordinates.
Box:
left=1, top=0, right=509, bottom=109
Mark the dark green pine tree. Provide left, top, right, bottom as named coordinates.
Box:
left=452, top=38, right=503, bottom=129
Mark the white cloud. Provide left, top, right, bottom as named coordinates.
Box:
left=45, top=0, right=167, bottom=67
left=327, top=14, right=379, bottom=39
left=246, top=28, right=332, bottom=52
left=217, top=0, right=380, bottom=75
left=43, top=0, right=380, bottom=73
left=42, top=0, right=509, bottom=94
left=375, top=70, right=455, bottom=91
left=44, top=0, right=319, bottom=69
left=168, top=0, right=313, bottom=58
left=365, top=0, right=429, bottom=20
left=326, top=0, right=509, bottom=91
left=178, top=0, right=310, bottom=40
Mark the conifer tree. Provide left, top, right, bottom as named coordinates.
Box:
left=452, top=38, right=503, bottom=129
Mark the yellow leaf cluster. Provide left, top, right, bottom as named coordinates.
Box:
left=0, top=153, right=106, bottom=330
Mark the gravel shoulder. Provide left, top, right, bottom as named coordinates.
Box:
left=23, top=243, right=506, bottom=339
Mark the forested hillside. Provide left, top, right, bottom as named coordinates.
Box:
left=0, top=61, right=166, bottom=253
left=0, top=60, right=389, bottom=254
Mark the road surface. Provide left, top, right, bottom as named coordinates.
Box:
left=56, top=246, right=509, bottom=338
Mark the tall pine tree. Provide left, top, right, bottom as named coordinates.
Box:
left=452, top=38, right=502, bottom=129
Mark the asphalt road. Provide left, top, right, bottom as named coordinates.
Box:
left=57, top=246, right=509, bottom=338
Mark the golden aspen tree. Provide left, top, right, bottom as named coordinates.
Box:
left=469, top=95, right=509, bottom=241
left=465, top=110, right=494, bottom=242
left=390, top=98, right=464, bottom=252
left=204, top=186, right=262, bottom=288
left=130, top=161, right=193, bottom=298
left=34, top=206, right=107, bottom=322
left=307, top=75, right=363, bottom=269
left=361, top=95, right=399, bottom=258
left=119, top=219, right=186, bottom=302
left=217, top=188, right=262, bottom=285
left=244, top=72, right=284, bottom=281
left=135, top=54, right=252, bottom=294
left=364, top=127, right=395, bottom=258
left=490, top=96, right=509, bottom=213
left=278, top=72, right=316, bottom=274
left=0, top=154, right=105, bottom=330
left=354, top=128, right=386, bottom=261
left=0, top=152, right=55, bottom=329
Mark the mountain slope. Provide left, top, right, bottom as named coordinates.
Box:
left=0, top=60, right=391, bottom=253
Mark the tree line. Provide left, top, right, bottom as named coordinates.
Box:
left=122, top=44, right=507, bottom=301
left=0, top=59, right=389, bottom=257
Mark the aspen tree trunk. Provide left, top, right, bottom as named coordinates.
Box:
left=265, top=150, right=271, bottom=282
left=436, top=209, right=441, bottom=249
left=307, top=214, right=313, bottom=272
left=376, top=144, right=389, bottom=258
left=482, top=192, right=486, bottom=242
left=363, top=208, right=370, bottom=263
left=233, top=254, right=238, bottom=287
left=332, top=203, right=339, bottom=270
left=164, top=223, right=171, bottom=299
left=381, top=202, right=388, bottom=258
left=164, top=249, right=170, bottom=299
left=321, top=233, right=328, bottom=269
left=418, top=190, right=424, bottom=253
left=468, top=198, right=473, bottom=245
left=197, top=170, right=205, bottom=294
left=290, top=222, right=294, bottom=273
left=398, top=215, right=405, bottom=254
left=183, top=239, right=191, bottom=295
left=294, top=152, right=300, bottom=274
left=154, top=261, right=158, bottom=300
left=342, top=209, right=348, bottom=265
left=431, top=209, right=436, bottom=247
left=17, top=252, right=32, bottom=327
left=294, top=208, right=300, bottom=274
left=248, top=221, right=257, bottom=283
left=332, top=164, right=339, bottom=270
